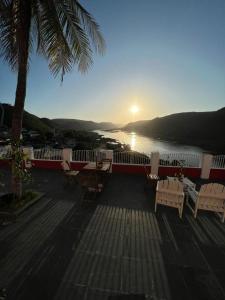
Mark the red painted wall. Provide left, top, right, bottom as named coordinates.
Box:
left=158, top=166, right=201, bottom=179
left=1, top=158, right=225, bottom=180
left=112, top=164, right=149, bottom=174
left=32, top=160, right=87, bottom=171
left=210, top=169, right=225, bottom=180
left=32, top=160, right=62, bottom=169
left=0, top=159, right=11, bottom=168
left=70, top=161, right=87, bottom=171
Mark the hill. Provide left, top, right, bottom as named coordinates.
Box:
left=1, top=104, right=52, bottom=134
left=123, top=108, right=225, bottom=153
left=0, top=103, right=118, bottom=133
left=52, top=119, right=117, bottom=131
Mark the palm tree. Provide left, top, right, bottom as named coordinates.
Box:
left=0, top=0, right=105, bottom=198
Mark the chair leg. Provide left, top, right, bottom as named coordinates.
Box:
left=222, top=211, right=225, bottom=223
left=154, top=201, right=157, bottom=212
left=179, top=203, right=184, bottom=219
left=194, top=207, right=198, bottom=219
left=178, top=207, right=181, bottom=218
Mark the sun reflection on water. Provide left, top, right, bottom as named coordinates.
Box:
left=130, top=132, right=136, bottom=150
left=94, top=130, right=203, bottom=154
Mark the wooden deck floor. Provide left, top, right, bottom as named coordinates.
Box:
left=0, top=171, right=225, bottom=299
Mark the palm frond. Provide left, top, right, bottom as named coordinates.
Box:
left=35, top=0, right=75, bottom=79
left=55, top=0, right=93, bottom=72
left=0, top=1, right=19, bottom=70
left=0, top=0, right=105, bottom=79
left=0, top=0, right=33, bottom=71
left=75, top=1, right=106, bottom=55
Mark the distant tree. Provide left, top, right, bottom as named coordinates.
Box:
left=63, top=129, right=76, bottom=139
left=0, top=1, right=105, bottom=198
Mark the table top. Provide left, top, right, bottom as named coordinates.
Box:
left=83, top=162, right=111, bottom=172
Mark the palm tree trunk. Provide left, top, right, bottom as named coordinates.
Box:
left=11, top=2, right=31, bottom=199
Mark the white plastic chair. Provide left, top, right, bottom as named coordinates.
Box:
left=193, top=183, right=225, bottom=222
left=155, top=179, right=185, bottom=218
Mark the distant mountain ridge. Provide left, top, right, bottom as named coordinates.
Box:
left=52, top=118, right=117, bottom=131
left=0, top=103, right=118, bottom=133
left=123, top=107, right=225, bottom=153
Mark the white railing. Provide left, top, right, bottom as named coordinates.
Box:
left=212, top=155, right=225, bottom=169
left=113, top=151, right=151, bottom=165
left=72, top=150, right=95, bottom=162
left=0, top=146, right=12, bottom=159
left=1, top=144, right=225, bottom=171
left=159, top=153, right=201, bottom=168
left=72, top=150, right=106, bottom=162
left=33, top=148, right=63, bottom=160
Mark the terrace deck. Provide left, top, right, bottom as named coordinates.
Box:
left=0, top=169, right=225, bottom=299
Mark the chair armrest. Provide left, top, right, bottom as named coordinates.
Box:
left=199, top=193, right=225, bottom=200
left=156, top=188, right=184, bottom=197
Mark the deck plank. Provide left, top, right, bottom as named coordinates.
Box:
left=0, top=171, right=225, bottom=300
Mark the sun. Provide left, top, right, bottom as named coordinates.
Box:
left=130, top=105, right=139, bottom=114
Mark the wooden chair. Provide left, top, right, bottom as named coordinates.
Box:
left=100, top=158, right=112, bottom=172
left=96, top=158, right=112, bottom=185
left=155, top=179, right=185, bottom=218
left=144, top=165, right=159, bottom=191
left=191, top=183, right=225, bottom=222
left=77, top=172, right=103, bottom=204
left=61, top=160, right=79, bottom=185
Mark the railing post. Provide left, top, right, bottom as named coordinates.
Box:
left=22, top=146, right=34, bottom=168
left=62, top=148, right=72, bottom=163
left=200, top=153, right=213, bottom=179
left=86, top=150, right=90, bottom=162
left=151, top=152, right=160, bottom=175
left=22, top=146, right=34, bottom=159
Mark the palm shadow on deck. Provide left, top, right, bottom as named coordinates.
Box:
left=0, top=170, right=225, bottom=299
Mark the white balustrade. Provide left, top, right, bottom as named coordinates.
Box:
left=33, top=148, right=63, bottom=160
left=72, top=150, right=97, bottom=162
left=113, top=152, right=151, bottom=165
left=159, top=153, right=201, bottom=168
left=0, top=145, right=225, bottom=172
left=212, top=155, right=225, bottom=169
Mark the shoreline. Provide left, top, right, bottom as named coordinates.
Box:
left=96, top=129, right=208, bottom=154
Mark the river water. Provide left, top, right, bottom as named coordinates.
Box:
left=95, top=130, right=204, bottom=154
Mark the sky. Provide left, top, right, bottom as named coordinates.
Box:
left=1, top=0, right=225, bottom=124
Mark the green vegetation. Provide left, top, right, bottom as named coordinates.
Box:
left=2, top=104, right=52, bottom=134
left=60, top=129, right=128, bottom=151
left=0, top=105, right=124, bottom=150
left=0, top=190, right=39, bottom=212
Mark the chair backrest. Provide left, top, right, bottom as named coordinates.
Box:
left=101, top=158, right=112, bottom=171
left=61, top=160, right=71, bottom=171
left=199, top=183, right=225, bottom=199
left=101, top=158, right=112, bottom=163
left=157, top=179, right=183, bottom=192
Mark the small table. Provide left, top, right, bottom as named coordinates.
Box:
left=81, top=161, right=111, bottom=190
left=146, top=174, right=160, bottom=190
left=83, top=162, right=111, bottom=172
